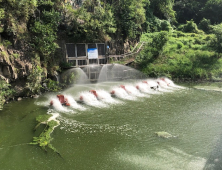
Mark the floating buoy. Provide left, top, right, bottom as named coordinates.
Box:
left=120, top=85, right=126, bottom=90
left=110, top=90, right=115, bottom=95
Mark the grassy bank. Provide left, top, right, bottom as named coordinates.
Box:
left=136, top=31, right=222, bottom=81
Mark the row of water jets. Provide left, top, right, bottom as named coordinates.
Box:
left=40, top=77, right=186, bottom=114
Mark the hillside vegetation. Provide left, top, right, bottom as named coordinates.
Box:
left=136, top=19, right=222, bottom=80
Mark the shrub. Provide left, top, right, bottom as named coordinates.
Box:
left=177, top=31, right=185, bottom=37
left=44, top=79, right=61, bottom=92
left=160, top=20, right=172, bottom=31
left=177, top=24, right=185, bottom=31
left=210, top=24, right=222, bottom=56
left=177, top=42, right=184, bottom=49
left=26, top=65, right=43, bottom=95
left=183, top=20, right=199, bottom=33
left=0, top=51, right=7, bottom=57
left=198, top=18, right=212, bottom=33
left=12, top=53, right=20, bottom=59
left=136, top=32, right=169, bottom=68
left=59, top=61, right=72, bottom=69
left=2, top=40, right=12, bottom=49
left=0, top=80, right=15, bottom=110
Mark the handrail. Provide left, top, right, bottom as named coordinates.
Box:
left=114, top=41, right=146, bottom=58
left=123, top=42, right=139, bottom=56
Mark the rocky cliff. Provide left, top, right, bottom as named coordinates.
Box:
left=0, top=45, right=33, bottom=96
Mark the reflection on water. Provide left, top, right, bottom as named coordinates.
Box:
left=116, top=148, right=206, bottom=170
left=204, top=133, right=222, bottom=170
left=1, top=79, right=222, bottom=170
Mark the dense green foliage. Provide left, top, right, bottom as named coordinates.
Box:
left=30, top=10, right=60, bottom=62
left=0, top=80, right=14, bottom=110
left=174, top=0, right=222, bottom=24
left=136, top=31, right=222, bottom=80
left=210, top=24, right=222, bottom=57
left=26, top=65, right=43, bottom=94
left=0, top=0, right=220, bottom=58
left=0, top=0, right=221, bottom=52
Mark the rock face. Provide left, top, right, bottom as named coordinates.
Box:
left=108, top=39, right=138, bottom=55
left=0, top=45, right=33, bottom=95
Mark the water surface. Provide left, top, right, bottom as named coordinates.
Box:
left=0, top=81, right=222, bottom=170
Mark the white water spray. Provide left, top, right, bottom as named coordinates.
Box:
left=111, top=87, right=137, bottom=100
left=156, top=79, right=175, bottom=91
left=50, top=98, right=74, bottom=113
left=164, top=78, right=186, bottom=89
left=136, top=82, right=161, bottom=94
left=79, top=91, right=107, bottom=108
left=65, top=95, right=86, bottom=111
left=96, top=89, right=120, bottom=104
left=124, top=85, right=147, bottom=97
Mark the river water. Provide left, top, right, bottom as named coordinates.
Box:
left=0, top=79, right=222, bottom=170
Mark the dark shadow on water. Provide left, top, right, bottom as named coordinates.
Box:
left=204, top=133, right=222, bottom=170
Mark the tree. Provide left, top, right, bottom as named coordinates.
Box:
left=150, top=0, right=176, bottom=23
left=0, top=0, right=37, bottom=39
left=30, top=10, right=60, bottom=62
left=210, top=24, right=222, bottom=57
left=173, top=0, right=207, bottom=24
left=198, top=18, right=211, bottom=33
left=136, top=31, right=169, bottom=69
left=202, top=0, right=222, bottom=24
left=111, top=0, right=147, bottom=40
left=183, top=20, right=199, bottom=33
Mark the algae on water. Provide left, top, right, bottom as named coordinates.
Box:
left=31, top=114, right=60, bottom=153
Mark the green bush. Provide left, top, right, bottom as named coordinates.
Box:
left=183, top=20, right=199, bottom=33
left=2, top=40, right=12, bottom=49
left=198, top=18, right=212, bottom=33
left=210, top=24, right=222, bottom=56
left=177, top=42, right=184, bottom=49
left=59, top=61, right=72, bottom=69
left=26, top=65, right=43, bottom=95
left=44, top=79, right=61, bottom=92
left=12, top=53, right=20, bottom=59
left=0, top=51, right=7, bottom=57
left=136, top=31, right=169, bottom=68
left=160, top=20, right=172, bottom=31
left=177, top=31, right=185, bottom=37
left=0, top=80, right=15, bottom=110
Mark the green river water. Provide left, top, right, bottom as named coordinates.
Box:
left=1, top=80, right=222, bottom=170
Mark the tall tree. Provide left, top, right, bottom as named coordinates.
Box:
left=210, top=24, right=222, bottom=57
left=111, top=0, right=148, bottom=40
left=150, top=0, right=176, bottom=23
left=173, top=0, right=207, bottom=24
left=202, top=0, right=222, bottom=24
